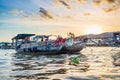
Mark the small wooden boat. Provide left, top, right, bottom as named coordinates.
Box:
left=0, top=42, right=13, bottom=49
left=12, top=34, right=85, bottom=54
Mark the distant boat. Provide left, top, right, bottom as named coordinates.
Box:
left=0, top=42, right=13, bottom=49
left=12, top=34, right=85, bottom=54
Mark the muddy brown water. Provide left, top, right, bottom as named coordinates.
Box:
left=0, top=47, right=120, bottom=80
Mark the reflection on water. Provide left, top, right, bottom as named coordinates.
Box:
left=0, top=47, right=120, bottom=80
left=0, top=49, right=15, bottom=80
left=0, top=49, right=86, bottom=80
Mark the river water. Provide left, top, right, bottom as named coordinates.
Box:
left=0, top=47, right=120, bottom=80
left=0, top=49, right=15, bottom=80
left=0, top=49, right=86, bottom=80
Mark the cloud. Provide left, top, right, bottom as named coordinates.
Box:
left=10, top=0, right=120, bottom=22
left=115, top=0, right=120, bottom=8
left=105, top=0, right=120, bottom=8
left=103, top=7, right=117, bottom=12
left=105, top=0, right=115, bottom=4
left=83, top=13, right=92, bottom=16
left=39, top=7, right=53, bottom=19
left=101, top=0, right=120, bottom=13
left=77, top=0, right=86, bottom=2
left=93, top=0, right=102, bottom=6
left=65, top=0, right=70, bottom=3
left=58, top=0, right=71, bottom=9
left=10, top=10, right=25, bottom=16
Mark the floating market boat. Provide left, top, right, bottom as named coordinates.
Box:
left=0, top=42, right=13, bottom=49
left=12, top=34, right=85, bottom=54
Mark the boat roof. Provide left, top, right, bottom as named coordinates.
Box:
left=34, top=35, right=49, bottom=38
left=34, top=35, right=57, bottom=38
left=12, top=34, right=35, bottom=40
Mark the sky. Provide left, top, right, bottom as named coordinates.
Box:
left=0, top=0, right=120, bottom=42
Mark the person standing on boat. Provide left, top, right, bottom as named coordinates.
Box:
left=67, top=32, right=75, bottom=38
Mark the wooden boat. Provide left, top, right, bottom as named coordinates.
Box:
left=60, top=38, right=85, bottom=53
left=12, top=34, right=85, bottom=54
left=0, top=42, right=13, bottom=49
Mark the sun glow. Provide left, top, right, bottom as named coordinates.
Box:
left=84, top=25, right=103, bottom=34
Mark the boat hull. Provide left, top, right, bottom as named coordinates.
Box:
left=16, top=45, right=62, bottom=54
left=60, top=43, right=85, bottom=53
left=16, top=43, right=85, bottom=54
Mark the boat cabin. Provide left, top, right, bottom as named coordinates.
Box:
left=12, top=34, right=35, bottom=49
